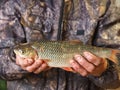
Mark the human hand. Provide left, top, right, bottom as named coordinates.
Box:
left=16, top=55, right=51, bottom=74
left=70, top=51, right=107, bottom=76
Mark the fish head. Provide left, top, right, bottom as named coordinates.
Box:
left=14, top=43, right=38, bottom=59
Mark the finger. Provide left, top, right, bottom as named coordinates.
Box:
left=74, top=54, right=95, bottom=73
left=19, top=59, right=34, bottom=70
left=34, top=63, right=48, bottom=74
left=16, top=58, right=20, bottom=65
left=83, top=52, right=102, bottom=66
left=16, top=55, right=34, bottom=67
left=70, top=60, right=88, bottom=76
left=16, top=55, right=22, bottom=65
left=26, top=60, right=43, bottom=72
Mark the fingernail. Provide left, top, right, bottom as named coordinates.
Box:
left=84, top=52, right=89, bottom=55
left=84, top=52, right=91, bottom=58
left=77, top=56, right=81, bottom=60
left=74, top=55, right=82, bottom=60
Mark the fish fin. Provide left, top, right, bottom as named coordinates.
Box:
left=62, top=67, right=75, bottom=72
left=69, top=40, right=82, bottom=44
left=42, top=59, right=51, bottom=63
left=109, top=49, right=120, bottom=64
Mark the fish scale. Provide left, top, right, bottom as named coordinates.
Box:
left=13, top=41, right=120, bottom=67
left=32, top=42, right=68, bottom=67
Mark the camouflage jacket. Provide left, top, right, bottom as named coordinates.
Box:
left=0, top=0, right=120, bottom=90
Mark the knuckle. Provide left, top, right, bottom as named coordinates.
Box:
left=78, top=58, right=85, bottom=65
left=27, top=59, right=34, bottom=64
left=84, top=52, right=95, bottom=62
left=35, top=61, right=42, bottom=66
left=71, top=60, right=77, bottom=67
left=74, top=55, right=85, bottom=64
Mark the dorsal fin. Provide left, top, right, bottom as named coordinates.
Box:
left=69, top=40, right=83, bottom=45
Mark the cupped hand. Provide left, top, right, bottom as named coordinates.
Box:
left=16, top=55, right=51, bottom=74
left=70, top=51, right=107, bottom=76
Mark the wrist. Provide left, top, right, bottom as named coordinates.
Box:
left=96, top=58, right=116, bottom=76
left=91, top=58, right=108, bottom=76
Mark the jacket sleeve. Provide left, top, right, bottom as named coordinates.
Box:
left=89, top=0, right=120, bottom=89
left=88, top=59, right=120, bottom=89
left=0, top=1, right=29, bottom=80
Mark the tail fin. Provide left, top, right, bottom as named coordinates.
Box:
left=109, top=49, right=120, bottom=64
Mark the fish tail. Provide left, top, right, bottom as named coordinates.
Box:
left=109, top=49, right=120, bottom=64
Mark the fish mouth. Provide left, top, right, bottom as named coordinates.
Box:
left=9, top=46, right=16, bottom=62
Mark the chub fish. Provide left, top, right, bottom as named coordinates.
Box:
left=13, top=41, right=120, bottom=71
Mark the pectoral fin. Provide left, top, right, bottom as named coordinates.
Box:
left=42, top=59, right=51, bottom=63
left=62, top=67, right=75, bottom=72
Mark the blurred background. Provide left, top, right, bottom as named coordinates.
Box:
left=0, top=79, right=7, bottom=90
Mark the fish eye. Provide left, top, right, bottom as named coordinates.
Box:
left=19, top=50, right=25, bottom=54
left=22, top=51, right=25, bottom=54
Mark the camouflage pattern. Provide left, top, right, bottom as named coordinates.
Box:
left=93, top=0, right=120, bottom=48
left=0, top=0, right=120, bottom=90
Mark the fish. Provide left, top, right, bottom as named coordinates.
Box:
left=13, top=40, right=120, bottom=71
